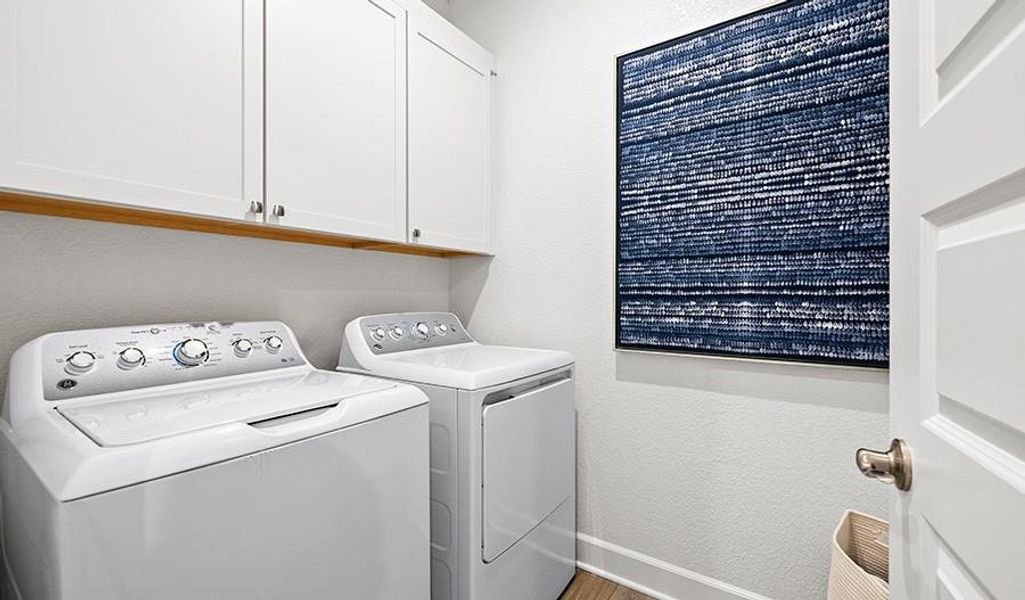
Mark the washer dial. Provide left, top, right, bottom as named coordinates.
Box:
left=117, top=347, right=146, bottom=370
left=65, top=351, right=96, bottom=375
left=173, top=339, right=209, bottom=367
left=413, top=322, right=430, bottom=340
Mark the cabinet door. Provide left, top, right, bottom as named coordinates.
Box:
left=265, top=0, right=407, bottom=242
left=0, top=0, right=262, bottom=220
left=408, top=6, right=494, bottom=254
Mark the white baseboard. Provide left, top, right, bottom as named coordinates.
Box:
left=575, top=533, right=775, bottom=600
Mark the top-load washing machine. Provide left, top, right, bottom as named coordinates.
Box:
left=338, top=312, right=576, bottom=600
left=0, top=320, right=430, bottom=600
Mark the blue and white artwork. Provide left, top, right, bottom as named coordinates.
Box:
left=616, top=0, right=889, bottom=367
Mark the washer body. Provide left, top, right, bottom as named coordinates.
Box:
left=339, top=312, right=576, bottom=600
left=1, top=321, right=430, bottom=600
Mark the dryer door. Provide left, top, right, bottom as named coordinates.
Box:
left=481, top=375, right=574, bottom=562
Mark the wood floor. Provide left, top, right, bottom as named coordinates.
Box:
left=559, top=570, right=656, bottom=600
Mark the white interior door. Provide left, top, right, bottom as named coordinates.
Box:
left=0, top=0, right=262, bottom=220
left=265, top=0, right=407, bottom=241
left=889, top=1, right=1025, bottom=598
left=407, top=5, right=493, bottom=253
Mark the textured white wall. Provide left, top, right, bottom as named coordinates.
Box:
left=0, top=212, right=449, bottom=394
left=446, top=1, right=891, bottom=598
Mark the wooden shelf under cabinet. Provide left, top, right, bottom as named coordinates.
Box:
left=0, top=189, right=480, bottom=259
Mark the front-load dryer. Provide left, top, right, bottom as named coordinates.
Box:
left=0, top=320, right=430, bottom=600
left=338, top=312, right=576, bottom=600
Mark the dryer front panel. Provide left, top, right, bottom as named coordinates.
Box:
left=481, top=375, right=574, bottom=562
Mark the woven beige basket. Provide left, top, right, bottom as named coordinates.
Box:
left=827, top=510, right=890, bottom=600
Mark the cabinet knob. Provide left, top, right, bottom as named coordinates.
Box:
left=412, top=228, right=421, bottom=238
left=272, top=204, right=285, bottom=218
left=249, top=201, right=264, bottom=214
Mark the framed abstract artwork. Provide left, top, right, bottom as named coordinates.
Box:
left=615, top=0, right=889, bottom=367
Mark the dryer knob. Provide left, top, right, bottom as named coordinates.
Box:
left=414, top=322, right=430, bottom=340
left=173, top=339, right=209, bottom=367
left=264, top=336, right=284, bottom=353
left=233, top=338, right=254, bottom=358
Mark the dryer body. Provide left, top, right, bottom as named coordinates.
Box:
left=338, top=312, right=577, bottom=600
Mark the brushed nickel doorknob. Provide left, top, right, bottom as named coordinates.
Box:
left=857, top=438, right=912, bottom=491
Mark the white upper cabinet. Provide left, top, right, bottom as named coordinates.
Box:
left=0, top=0, right=493, bottom=254
left=407, top=5, right=494, bottom=254
left=265, top=0, right=407, bottom=241
left=0, top=0, right=262, bottom=221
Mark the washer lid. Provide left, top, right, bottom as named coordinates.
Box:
left=353, top=343, right=573, bottom=389
left=12, top=368, right=428, bottom=501
left=58, top=370, right=395, bottom=447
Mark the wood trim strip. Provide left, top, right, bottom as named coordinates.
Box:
left=0, top=189, right=477, bottom=259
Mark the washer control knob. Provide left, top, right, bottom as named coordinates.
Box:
left=264, top=336, right=284, bottom=353
left=370, top=327, right=386, bottom=342
left=390, top=325, right=405, bottom=340
left=173, top=339, right=209, bottom=367
left=117, top=347, right=146, bottom=370
left=233, top=338, right=254, bottom=358
left=65, top=351, right=96, bottom=375
left=434, top=323, right=449, bottom=336
left=413, top=322, right=430, bottom=340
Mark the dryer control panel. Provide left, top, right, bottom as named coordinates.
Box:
left=357, top=312, right=473, bottom=354
left=41, top=321, right=304, bottom=400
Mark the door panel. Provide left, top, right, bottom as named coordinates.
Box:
left=931, top=0, right=996, bottom=67
left=481, top=377, right=573, bottom=562
left=408, top=6, right=493, bottom=253
left=265, top=0, right=406, bottom=241
left=0, top=0, right=260, bottom=220
left=933, top=536, right=990, bottom=600
left=936, top=224, right=1025, bottom=433
left=929, top=1, right=1025, bottom=100
left=890, top=1, right=1025, bottom=597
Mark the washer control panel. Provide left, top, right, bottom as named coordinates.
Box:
left=42, top=321, right=303, bottom=400
left=359, top=312, right=473, bottom=354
